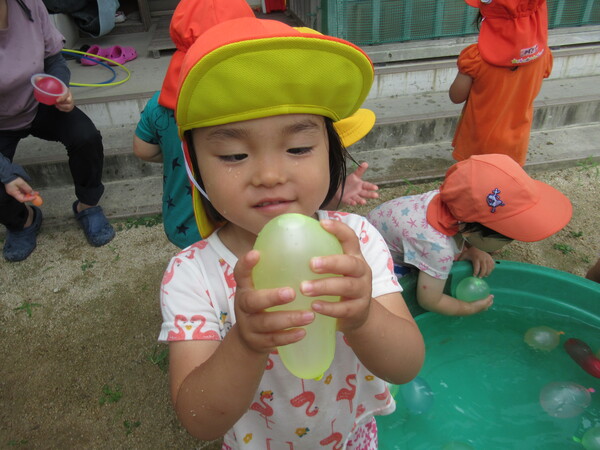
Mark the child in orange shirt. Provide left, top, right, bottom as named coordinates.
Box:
left=450, top=0, right=552, bottom=166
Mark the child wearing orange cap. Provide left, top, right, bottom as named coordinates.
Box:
left=157, top=5, right=424, bottom=449
left=367, top=154, right=572, bottom=316
left=133, top=0, right=379, bottom=249
left=449, top=0, right=553, bottom=166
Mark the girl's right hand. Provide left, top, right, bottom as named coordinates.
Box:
left=233, top=249, right=315, bottom=354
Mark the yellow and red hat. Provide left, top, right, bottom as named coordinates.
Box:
left=158, top=0, right=254, bottom=110
left=176, top=16, right=375, bottom=237
left=465, top=0, right=548, bottom=67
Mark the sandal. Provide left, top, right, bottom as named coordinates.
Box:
left=72, top=201, right=115, bottom=247
left=3, top=206, right=43, bottom=262
left=80, top=44, right=110, bottom=66
left=105, top=45, right=137, bottom=65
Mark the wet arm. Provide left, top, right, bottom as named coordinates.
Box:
left=169, top=327, right=269, bottom=441
left=417, top=270, right=492, bottom=316
left=343, top=292, right=425, bottom=385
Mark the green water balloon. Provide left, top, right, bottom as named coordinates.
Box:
left=455, top=276, right=490, bottom=302
left=582, top=426, right=600, bottom=450
left=252, top=214, right=343, bottom=379
left=524, top=326, right=563, bottom=352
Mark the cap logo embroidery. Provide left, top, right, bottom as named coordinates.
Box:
left=486, top=188, right=505, bottom=213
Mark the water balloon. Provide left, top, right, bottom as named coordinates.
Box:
left=564, top=338, right=600, bottom=378
left=582, top=426, right=600, bottom=450
left=524, top=326, right=563, bottom=352
left=539, top=381, right=592, bottom=418
left=253, top=213, right=342, bottom=379
left=455, top=276, right=490, bottom=302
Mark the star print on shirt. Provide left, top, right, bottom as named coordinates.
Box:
left=172, top=157, right=181, bottom=170
left=185, top=185, right=192, bottom=196
left=401, top=207, right=410, bottom=216
left=176, top=223, right=189, bottom=235
left=165, top=196, right=175, bottom=209
left=430, top=242, right=444, bottom=253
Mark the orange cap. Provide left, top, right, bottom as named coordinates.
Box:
left=158, top=0, right=254, bottom=109
left=426, top=154, right=572, bottom=242
left=464, top=0, right=548, bottom=67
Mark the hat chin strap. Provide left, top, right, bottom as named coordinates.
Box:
left=182, top=142, right=210, bottom=201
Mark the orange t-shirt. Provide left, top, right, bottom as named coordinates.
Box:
left=451, top=44, right=553, bottom=166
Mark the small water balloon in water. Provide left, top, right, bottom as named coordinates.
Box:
left=524, top=326, right=564, bottom=352
left=581, top=425, right=600, bottom=450
left=396, top=376, right=434, bottom=415
left=455, top=276, right=490, bottom=302
left=442, top=442, right=474, bottom=450
left=539, top=381, right=593, bottom=418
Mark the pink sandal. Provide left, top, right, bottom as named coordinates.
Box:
left=105, top=45, right=137, bottom=65
left=80, top=45, right=110, bottom=66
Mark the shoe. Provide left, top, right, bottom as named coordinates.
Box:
left=114, top=11, right=126, bottom=23
left=73, top=201, right=115, bottom=247
left=3, top=206, right=43, bottom=262
left=80, top=45, right=110, bottom=66
left=105, top=45, right=137, bottom=65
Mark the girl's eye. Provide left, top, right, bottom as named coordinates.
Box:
left=287, top=147, right=312, bottom=155
left=219, top=154, right=247, bottom=162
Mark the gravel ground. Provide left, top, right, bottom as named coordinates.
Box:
left=1, top=164, right=598, bottom=448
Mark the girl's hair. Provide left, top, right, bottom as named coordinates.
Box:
left=184, top=116, right=353, bottom=225
left=474, top=11, right=483, bottom=29
left=459, top=222, right=513, bottom=241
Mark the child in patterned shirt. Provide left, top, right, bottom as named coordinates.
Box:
left=367, top=154, right=572, bottom=316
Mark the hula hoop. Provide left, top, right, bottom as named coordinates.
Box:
left=62, top=50, right=117, bottom=84
left=61, top=48, right=131, bottom=87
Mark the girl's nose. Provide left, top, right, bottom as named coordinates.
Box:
left=252, top=157, right=286, bottom=187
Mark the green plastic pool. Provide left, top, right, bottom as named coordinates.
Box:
left=379, top=260, right=600, bottom=450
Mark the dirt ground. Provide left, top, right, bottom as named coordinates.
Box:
left=1, top=163, right=598, bottom=449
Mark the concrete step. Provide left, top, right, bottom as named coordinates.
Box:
left=23, top=122, right=600, bottom=229
left=14, top=74, right=600, bottom=188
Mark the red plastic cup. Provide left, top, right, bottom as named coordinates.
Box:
left=30, top=73, right=68, bottom=105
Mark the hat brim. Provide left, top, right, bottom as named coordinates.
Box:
left=464, top=0, right=480, bottom=7
left=479, top=180, right=572, bottom=242
left=177, top=17, right=373, bottom=136
left=333, top=109, right=376, bottom=147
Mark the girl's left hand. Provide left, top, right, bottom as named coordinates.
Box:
left=55, top=88, right=75, bottom=112
left=300, top=219, right=372, bottom=333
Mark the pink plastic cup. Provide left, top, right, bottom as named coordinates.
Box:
left=30, top=73, right=68, bottom=105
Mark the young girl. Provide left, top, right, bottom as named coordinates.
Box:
left=450, top=0, right=553, bottom=166
left=367, top=154, right=572, bottom=316
left=158, top=11, right=424, bottom=449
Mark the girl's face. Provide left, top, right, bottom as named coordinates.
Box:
left=192, top=113, right=331, bottom=239
left=462, top=232, right=511, bottom=253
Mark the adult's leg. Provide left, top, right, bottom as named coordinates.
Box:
left=29, top=105, right=114, bottom=247
left=30, top=104, right=105, bottom=205
left=0, top=130, right=31, bottom=230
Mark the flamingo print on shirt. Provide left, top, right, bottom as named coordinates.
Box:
left=161, top=257, right=182, bottom=296
left=290, top=379, right=319, bottom=416
left=250, top=390, right=275, bottom=429
left=167, top=314, right=219, bottom=341
left=336, top=368, right=358, bottom=413
left=219, top=258, right=236, bottom=298
left=320, top=418, right=343, bottom=449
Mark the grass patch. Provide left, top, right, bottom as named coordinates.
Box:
left=13, top=301, right=42, bottom=318
left=552, top=243, right=575, bottom=255
left=116, top=214, right=162, bottom=231
left=99, top=384, right=123, bottom=405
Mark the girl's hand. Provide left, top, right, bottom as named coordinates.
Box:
left=300, top=219, right=372, bottom=333
left=233, top=249, right=315, bottom=354
left=55, top=88, right=75, bottom=112
left=341, top=162, right=379, bottom=206
left=459, top=246, right=495, bottom=277
left=5, top=177, right=35, bottom=203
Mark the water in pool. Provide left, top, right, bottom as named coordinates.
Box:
left=379, top=304, right=600, bottom=449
